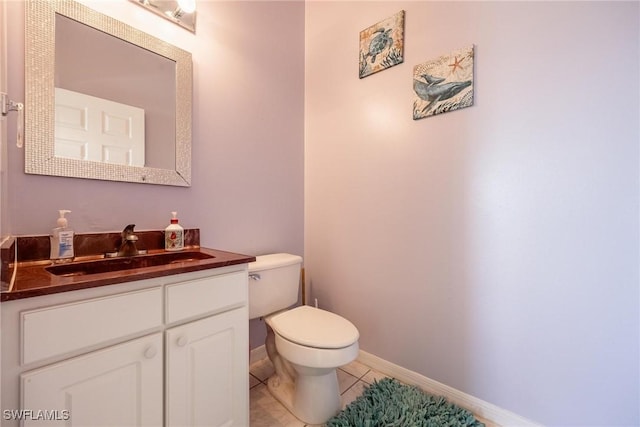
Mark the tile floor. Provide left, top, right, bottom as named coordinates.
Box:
left=249, top=358, right=498, bottom=427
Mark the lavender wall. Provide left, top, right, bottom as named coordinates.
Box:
left=6, top=0, right=304, bottom=257
left=7, top=0, right=304, bottom=350
left=305, top=1, right=639, bottom=425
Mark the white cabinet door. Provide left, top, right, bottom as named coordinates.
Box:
left=166, top=308, right=248, bottom=427
left=21, top=333, right=163, bottom=427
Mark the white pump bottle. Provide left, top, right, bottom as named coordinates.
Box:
left=165, top=211, right=184, bottom=251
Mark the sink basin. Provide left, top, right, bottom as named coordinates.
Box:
left=46, top=251, right=214, bottom=277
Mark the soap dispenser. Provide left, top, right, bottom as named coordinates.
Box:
left=165, top=211, right=184, bottom=251
left=50, top=210, right=74, bottom=261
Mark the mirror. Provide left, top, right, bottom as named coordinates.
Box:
left=25, top=0, right=193, bottom=186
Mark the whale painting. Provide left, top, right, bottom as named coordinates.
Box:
left=413, top=45, right=474, bottom=120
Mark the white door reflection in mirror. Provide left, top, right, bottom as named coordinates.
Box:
left=55, top=88, right=145, bottom=167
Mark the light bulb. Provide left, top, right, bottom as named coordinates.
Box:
left=177, top=0, right=196, bottom=14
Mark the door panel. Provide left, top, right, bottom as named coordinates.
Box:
left=55, top=88, right=145, bottom=166
left=21, top=333, right=163, bottom=427
left=166, top=308, right=249, bottom=427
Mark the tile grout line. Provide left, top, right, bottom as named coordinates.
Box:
left=338, top=367, right=371, bottom=396
left=249, top=372, right=263, bottom=388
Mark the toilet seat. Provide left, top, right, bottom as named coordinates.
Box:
left=269, top=306, right=359, bottom=349
left=274, top=332, right=359, bottom=370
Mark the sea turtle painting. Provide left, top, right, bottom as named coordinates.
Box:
left=364, top=28, right=393, bottom=64
left=359, top=11, right=405, bottom=78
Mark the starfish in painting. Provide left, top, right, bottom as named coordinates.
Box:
left=448, top=56, right=465, bottom=73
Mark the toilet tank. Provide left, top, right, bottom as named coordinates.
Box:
left=248, top=253, right=303, bottom=319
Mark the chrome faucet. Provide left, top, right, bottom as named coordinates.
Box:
left=118, top=224, right=139, bottom=257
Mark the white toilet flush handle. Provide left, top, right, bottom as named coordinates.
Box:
left=249, top=273, right=261, bottom=281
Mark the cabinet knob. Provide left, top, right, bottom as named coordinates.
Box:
left=176, top=336, right=188, bottom=347
left=144, top=345, right=157, bottom=359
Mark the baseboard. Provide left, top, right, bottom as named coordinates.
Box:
left=249, top=344, right=267, bottom=366
left=248, top=345, right=540, bottom=426
left=357, top=350, right=542, bottom=427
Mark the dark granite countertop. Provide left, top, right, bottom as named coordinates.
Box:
left=2, top=247, right=255, bottom=302
left=1, top=230, right=255, bottom=302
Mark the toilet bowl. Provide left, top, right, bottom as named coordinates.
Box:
left=249, top=254, right=360, bottom=425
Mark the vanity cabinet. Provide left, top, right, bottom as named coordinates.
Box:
left=0, top=265, right=249, bottom=427
left=21, top=333, right=163, bottom=427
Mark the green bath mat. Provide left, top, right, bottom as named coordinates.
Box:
left=326, top=378, right=485, bottom=427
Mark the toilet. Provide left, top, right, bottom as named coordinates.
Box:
left=248, top=253, right=360, bottom=425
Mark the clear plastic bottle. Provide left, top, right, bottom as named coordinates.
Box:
left=165, top=211, right=184, bottom=251
left=50, top=210, right=74, bottom=261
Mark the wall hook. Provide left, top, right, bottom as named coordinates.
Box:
left=1, top=92, right=23, bottom=117
left=1, top=92, right=25, bottom=148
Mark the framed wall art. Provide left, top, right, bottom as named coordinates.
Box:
left=413, top=45, right=474, bottom=120
left=359, top=10, right=405, bottom=79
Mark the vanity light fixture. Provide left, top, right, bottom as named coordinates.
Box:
left=129, top=0, right=196, bottom=33
left=170, top=0, right=196, bottom=18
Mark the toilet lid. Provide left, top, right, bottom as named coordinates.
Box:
left=269, top=306, right=359, bottom=349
